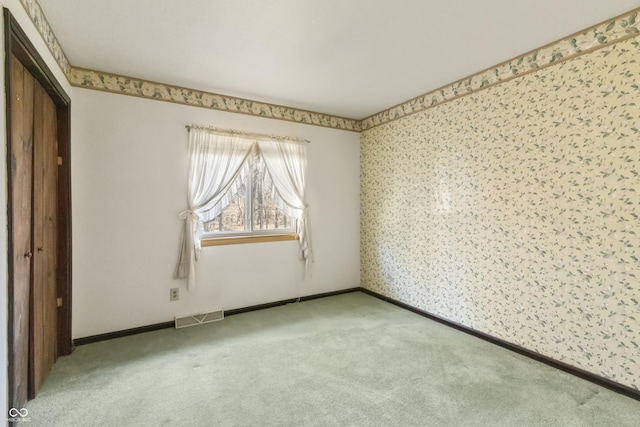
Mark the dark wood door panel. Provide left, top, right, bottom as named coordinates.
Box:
left=31, top=80, right=44, bottom=396
left=43, top=79, right=59, bottom=372
left=9, top=54, right=34, bottom=408
left=30, top=80, right=59, bottom=396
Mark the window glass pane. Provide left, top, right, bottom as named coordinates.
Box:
left=202, top=151, right=296, bottom=235
left=251, top=157, right=294, bottom=231
left=203, top=183, right=246, bottom=232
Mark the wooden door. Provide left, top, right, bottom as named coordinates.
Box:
left=9, top=54, right=59, bottom=405
left=30, top=79, right=59, bottom=396
left=6, top=10, right=73, bottom=409
left=9, top=54, right=35, bottom=408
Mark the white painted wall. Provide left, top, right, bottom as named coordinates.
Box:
left=0, top=0, right=74, bottom=416
left=71, top=89, right=360, bottom=339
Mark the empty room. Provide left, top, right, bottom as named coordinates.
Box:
left=2, top=0, right=640, bottom=425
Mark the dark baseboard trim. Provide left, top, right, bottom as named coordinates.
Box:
left=359, top=287, right=640, bottom=402
left=73, top=321, right=175, bottom=346
left=73, top=287, right=361, bottom=346
left=225, top=287, right=361, bottom=316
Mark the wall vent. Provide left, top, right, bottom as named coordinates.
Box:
left=175, top=309, right=224, bottom=329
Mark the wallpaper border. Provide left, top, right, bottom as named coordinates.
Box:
left=17, top=2, right=640, bottom=132
left=18, top=0, right=71, bottom=78
left=360, top=8, right=640, bottom=130
left=68, top=67, right=362, bottom=132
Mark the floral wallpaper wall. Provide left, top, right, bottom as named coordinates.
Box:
left=361, top=37, right=640, bottom=390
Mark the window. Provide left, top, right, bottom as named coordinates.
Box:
left=202, top=147, right=297, bottom=237
left=177, top=126, right=311, bottom=288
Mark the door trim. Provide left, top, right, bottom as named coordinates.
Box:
left=4, top=8, right=72, bottom=408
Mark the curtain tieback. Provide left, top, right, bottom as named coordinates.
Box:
left=179, top=210, right=203, bottom=234
left=179, top=209, right=199, bottom=222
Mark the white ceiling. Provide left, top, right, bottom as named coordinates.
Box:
left=39, top=0, right=640, bottom=119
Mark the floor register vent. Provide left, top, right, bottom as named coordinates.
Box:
left=175, top=309, right=224, bottom=329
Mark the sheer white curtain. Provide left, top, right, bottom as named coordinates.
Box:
left=258, top=139, right=313, bottom=271
left=175, top=128, right=254, bottom=290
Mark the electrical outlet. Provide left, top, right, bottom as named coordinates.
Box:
left=170, top=288, right=179, bottom=301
